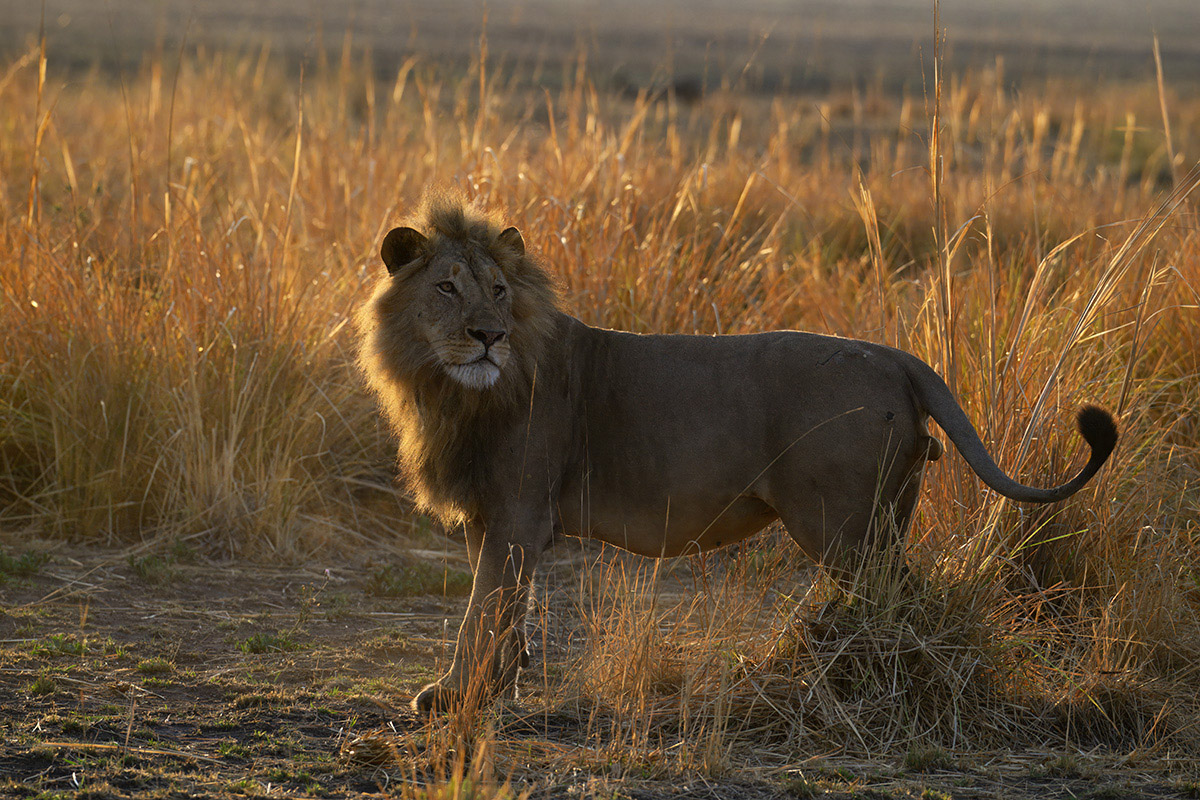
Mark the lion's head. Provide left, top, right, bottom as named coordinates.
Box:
left=361, top=197, right=559, bottom=395
left=380, top=221, right=516, bottom=390
left=357, top=196, right=561, bottom=523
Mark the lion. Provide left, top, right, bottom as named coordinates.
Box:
left=357, top=197, right=1118, bottom=713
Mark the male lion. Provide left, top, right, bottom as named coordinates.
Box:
left=358, top=198, right=1117, bottom=713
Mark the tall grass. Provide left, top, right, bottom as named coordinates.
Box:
left=3, top=32, right=1200, bottom=773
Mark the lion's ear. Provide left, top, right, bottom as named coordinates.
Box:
left=381, top=227, right=428, bottom=274
left=497, top=226, right=525, bottom=256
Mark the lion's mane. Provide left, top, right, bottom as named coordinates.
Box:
left=357, top=196, right=561, bottom=526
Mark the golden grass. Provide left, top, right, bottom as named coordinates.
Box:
left=3, top=30, right=1200, bottom=781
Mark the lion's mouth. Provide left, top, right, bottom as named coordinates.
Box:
left=445, top=356, right=502, bottom=390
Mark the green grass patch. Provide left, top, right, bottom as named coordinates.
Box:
left=218, top=741, right=251, bottom=759
left=58, top=717, right=96, bottom=735
left=30, top=633, right=87, bottom=658
left=135, top=657, right=174, bottom=675
left=235, top=632, right=301, bottom=654
left=27, top=674, right=57, bottom=695
left=1175, top=779, right=1200, bottom=799
left=1083, top=786, right=1129, bottom=800
left=904, top=745, right=954, bottom=773
left=0, top=549, right=50, bottom=579
left=128, top=553, right=175, bottom=583
left=225, top=777, right=263, bottom=794
left=1041, top=754, right=1087, bottom=779
left=782, top=774, right=818, bottom=799
left=366, top=562, right=472, bottom=597
left=231, top=690, right=292, bottom=708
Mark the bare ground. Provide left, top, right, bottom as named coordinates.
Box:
left=2, top=548, right=1198, bottom=799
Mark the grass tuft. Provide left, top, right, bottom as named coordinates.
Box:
left=135, top=657, right=174, bottom=675
left=128, top=554, right=175, bottom=584
left=904, top=745, right=954, bottom=773
left=781, top=774, right=818, bottom=798
left=31, top=633, right=87, bottom=658
left=27, top=674, right=57, bottom=696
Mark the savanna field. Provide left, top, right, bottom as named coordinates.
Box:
left=2, top=13, right=1200, bottom=799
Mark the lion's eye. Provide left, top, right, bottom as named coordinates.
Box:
left=436, top=281, right=456, bottom=295
left=493, top=285, right=506, bottom=299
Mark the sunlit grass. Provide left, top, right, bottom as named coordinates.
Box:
left=2, top=27, right=1199, bottom=786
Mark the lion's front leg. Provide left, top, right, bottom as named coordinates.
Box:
left=465, top=521, right=532, bottom=672
left=413, top=517, right=546, bottom=714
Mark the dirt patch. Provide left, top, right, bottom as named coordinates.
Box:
left=1, top=550, right=1196, bottom=799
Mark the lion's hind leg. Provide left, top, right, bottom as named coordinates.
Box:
left=769, top=438, right=934, bottom=573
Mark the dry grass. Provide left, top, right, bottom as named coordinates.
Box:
left=3, top=23, right=1200, bottom=793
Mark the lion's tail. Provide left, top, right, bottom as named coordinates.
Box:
left=899, top=352, right=1117, bottom=503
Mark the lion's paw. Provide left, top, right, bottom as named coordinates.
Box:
left=412, top=681, right=463, bottom=715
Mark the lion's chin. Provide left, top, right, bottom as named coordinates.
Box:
left=445, top=360, right=502, bottom=390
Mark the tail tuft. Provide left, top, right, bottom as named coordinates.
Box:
left=1077, top=404, right=1118, bottom=464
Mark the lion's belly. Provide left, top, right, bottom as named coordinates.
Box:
left=558, top=493, right=779, bottom=557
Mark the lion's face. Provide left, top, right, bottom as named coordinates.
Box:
left=417, top=247, right=513, bottom=390
left=379, top=225, right=525, bottom=391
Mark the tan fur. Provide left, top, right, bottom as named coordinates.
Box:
left=358, top=199, right=1117, bottom=713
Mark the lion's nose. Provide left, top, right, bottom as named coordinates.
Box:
left=468, top=328, right=506, bottom=347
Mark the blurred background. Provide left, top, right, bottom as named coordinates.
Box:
left=3, top=0, right=1199, bottom=90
